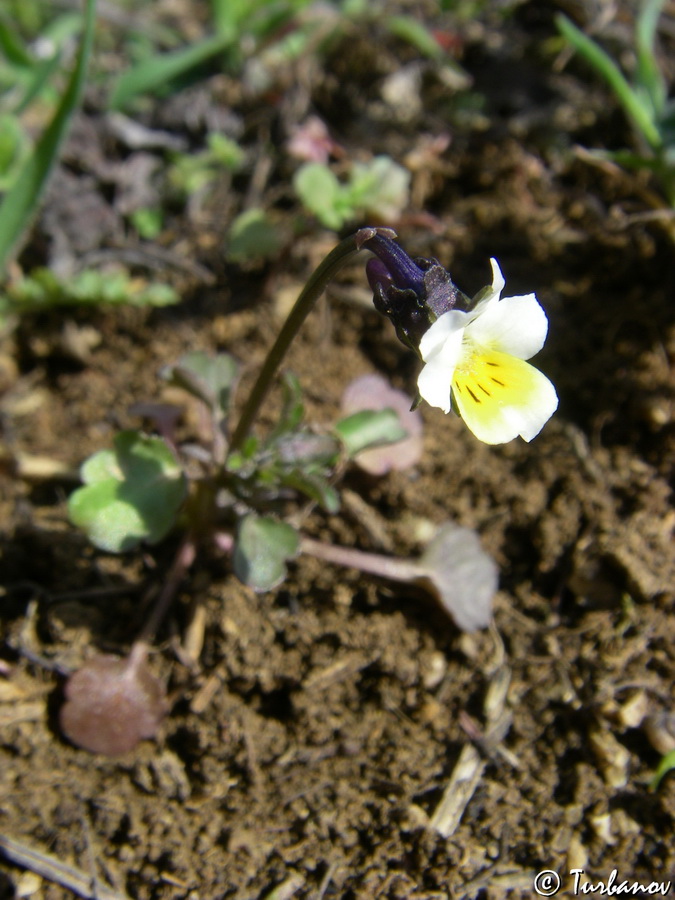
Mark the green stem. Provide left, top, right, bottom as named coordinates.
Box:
left=229, top=228, right=388, bottom=452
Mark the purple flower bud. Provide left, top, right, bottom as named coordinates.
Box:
left=365, top=235, right=427, bottom=294
left=365, top=258, right=394, bottom=295
left=357, top=229, right=469, bottom=354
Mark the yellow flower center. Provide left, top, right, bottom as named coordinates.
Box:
left=452, top=346, right=539, bottom=414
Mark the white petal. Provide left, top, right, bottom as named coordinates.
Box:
left=419, top=309, right=467, bottom=362
left=506, top=368, right=558, bottom=441
left=465, top=259, right=504, bottom=321
left=489, top=258, right=505, bottom=296
left=417, top=314, right=466, bottom=414
left=468, top=292, right=549, bottom=360
left=417, top=356, right=454, bottom=413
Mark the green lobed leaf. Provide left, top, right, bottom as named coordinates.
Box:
left=227, top=208, right=283, bottom=262
left=0, top=0, right=97, bottom=275
left=3, top=267, right=179, bottom=312
left=293, top=163, right=345, bottom=230
left=225, top=434, right=260, bottom=475
left=233, top=514, right=299, bottom=591
left=68, top=431, right=187, bottom=553
left=295, top=157, right=410, bottom=229
left=164, top=351, right=239, bottom=414
left=208, top=133, right=245, bottom=169
left=334, top=408, right=407, bottom=458
left=130, top=208, right=163, bottom=240
left=347, top=156, right=410, bottom=222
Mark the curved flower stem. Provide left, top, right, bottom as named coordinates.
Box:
left=228, top=227, right=395, bottom=452
left=300, top=535, right=420, bottom=584
left=137, top=536, right=196, bottom=643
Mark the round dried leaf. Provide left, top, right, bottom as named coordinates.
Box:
left=60, top=647, right=168, bottom=756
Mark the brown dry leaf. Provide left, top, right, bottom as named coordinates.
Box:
left=59, top=643, right=168, bottom=756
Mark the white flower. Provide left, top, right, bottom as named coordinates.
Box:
left=417, top=259, right=558, bottom=444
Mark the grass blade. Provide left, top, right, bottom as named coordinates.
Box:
left=0, top=15, right=33, bottom=67
left=14, top=50, right=64, bottom=116
left=556, top=13, right=662, bottom=151
left=635, top=0, right=667, bottom=118
left=0, top=0, right=97, bottom=275
left=109, top=31, right=237, bottom=111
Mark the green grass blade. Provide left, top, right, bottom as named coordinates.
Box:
left=14, top=49, right=64, bottom=115
left=109, top=30, right=236, bottom=110
left=0, top=0, right=97, bottom=276
left=386, top=15, right=444, bottom=60
left=556, top=13, right=662, bottom=151
left=635, top=0, right=667, bottom=118
left=0, top=15, right=33, bottom=67
left=210, top=0, right=244, bottom=36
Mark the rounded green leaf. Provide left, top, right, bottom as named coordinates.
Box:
left=227, top=208, right=282, bottom=262
left=68, top=430, right=187, bottom=553
left=233, top=514, right=299, bottom=592
left=293, top=163, right=345, bottom=230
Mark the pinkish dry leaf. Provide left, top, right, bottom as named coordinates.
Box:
left=128, top=402, right=183, bottom=436
left=59, top=644, right=168, bottom=756
left=418, top=523, right=498, bottom=632
left=342, top=373, right=423, bottom=475
left=287, top=116, right=341, bottom=163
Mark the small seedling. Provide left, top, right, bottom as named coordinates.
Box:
left=0, top=0, right=182, bottom=327
left=294, top=156, right=410, bottom=229
left=168, top=133, right=245, bottom=200
left=65, top=226, right=557, bottom=753
left=557, top=1, right=675, bottom=209
left=0, top=0, right=97, bottom=275
left=226, top=208, right=283, bottom=263
left=0, top=267, right=178, bottom=324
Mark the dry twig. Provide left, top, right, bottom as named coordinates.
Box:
left=0, top=833, right=132, bottom=900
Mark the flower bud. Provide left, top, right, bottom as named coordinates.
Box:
left=359, top=230, right=469, bottom=353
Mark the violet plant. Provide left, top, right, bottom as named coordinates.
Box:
left=64, top=227, right=558, bottom=754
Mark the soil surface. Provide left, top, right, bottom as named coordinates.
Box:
left=0, top=2, right=673, bottom=899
